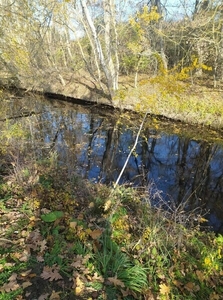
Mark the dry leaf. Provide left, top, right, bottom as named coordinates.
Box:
left=0, top=282, right=20, bottom=292
left=71, top=255, right=84, bottom=269
left=70, top=221, right=77, bottom=229
left=209, top=292, right=220, bottom=300
left=143, top=289, right=156, bottom=300
left=37, top=255, right=45, bottom=262
left=41, top=265, right=62, bottom=281
left=89, top=229, right=103, bottom=240
left=39, top=239, right=47, bottom=252
left=77, top=213, right=84, bottom=220
left=92, top=272, right=104, bottom=282
left=22, top=281, right=32, bottom=289
left=184, top=282, right=200, bottom=292
left=159, top=283, right=170, bottom=295
left=0, top=262, right=15, bottom=272
left=74, top=276, right=84, bottom=295
left=8, top=273, right=17, bottom=281
left=20, top=269, right=32, bottom=277
left=38, top=293, right=50, bottom=300
left=71, top=260, right=82, bottom=269
left=88, top=202, right=95, bottom=208
left=0, top=273, right=19, bottom=293
left=104, top=200, right=112, bottom=211
left=49, top=290, right=61, bottom=300
left=108, top=276, right=125, bottom=288
left=121, top=288, right=130, bottom=297
left=196, top=270, right=204, bottom=282
left=18, top=249, right=30, bottom=262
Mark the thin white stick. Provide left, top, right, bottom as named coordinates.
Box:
left=113, top=112, right=148, bottom=190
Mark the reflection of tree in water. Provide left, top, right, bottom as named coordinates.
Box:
left=10, top=96, right=223, bottom=233
left=138, top=131, right=223, bottom=232
left=100, top=118, right=120, bottom=184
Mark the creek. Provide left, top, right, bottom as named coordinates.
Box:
left=2, top=94, right=223, bottom=233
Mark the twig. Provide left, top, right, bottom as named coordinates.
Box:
left=112, top=111, right=148, bottom=190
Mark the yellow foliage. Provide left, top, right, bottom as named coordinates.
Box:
left=128, top=6, right=161, bottom=44
left=127, top=42, right=143, bottom=54
left=159, top=283, right=170, bottom=295
left=142, top=227, right=151, bottom=241
left=204, top=256, right=212, bottom=267
left=138, top=6, right=161, bottom=23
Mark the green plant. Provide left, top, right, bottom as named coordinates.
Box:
left=94, top=230, right=148, bottom=298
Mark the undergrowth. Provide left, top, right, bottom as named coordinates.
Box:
left=0, top=150, right=223, bottom=300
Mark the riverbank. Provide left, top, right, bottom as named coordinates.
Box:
left=13, top=70, right=223, bottom=129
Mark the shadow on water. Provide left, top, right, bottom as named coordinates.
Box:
left=1, top=94, right=223, bottom=234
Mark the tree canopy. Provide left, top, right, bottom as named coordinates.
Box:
left=0, top=0, right=221, bottom=99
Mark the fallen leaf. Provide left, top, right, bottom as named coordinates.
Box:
left=184, top=282, right=200, bottom=292
left=143, top=289, right=156, bottom=300
left=209, top=292, right=220, bottom=300
left=104, top=200, right=112, bottom=211
left=22, top=281, right=32, bottom=289
left=39, top=239, right=47, bottom=252
left=88, top=202, right=95, bottom=208
left=89, top=229, right=103, bottom=240
left=108, top=276, right=125, bottom=288
left=69, top=222, right=77, bottom=229
left=41, top=265, right=62, bottom=281
left=37, top=255, right=45, bottom=262
left=0, top=273, right=19, bottom=292
left=196, top=270, right=205, bottom=282
left=74, top=276, right=84, bottom=295
left=71, top=255, right=83, bottom=269
left=0, top=262, right=15, bottom=272
left=8, top=273, right=17, bottom=281
left=77, top=213, right=84, bottom=220
left=71, top=260, right=83, bottom=269
left=18, top=250, right=30, bottom=262
left=49, top=290, right=61, bottom=300
left=121, top=288, right=130, bottom=297
left=38, top=293, right=50, bottom=300
left=25, top=292, right=31, bottom=298
left=92, top=272, right=104, bottom=282
left=20, top=269, right=32, bottom=278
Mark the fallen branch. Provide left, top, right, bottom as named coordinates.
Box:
left=113, top=112, right=148, bottom=190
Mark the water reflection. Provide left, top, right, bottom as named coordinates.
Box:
left=2, top=96, right=223, bottom=233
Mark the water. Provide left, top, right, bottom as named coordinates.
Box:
left=1, top=94, right=223, bottom=233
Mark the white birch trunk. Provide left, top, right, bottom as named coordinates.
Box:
left=80, top=0, right=119, bottom=98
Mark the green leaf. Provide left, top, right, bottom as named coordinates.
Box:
left=152, top=247, right=157, bottom=256
left=216, top=235, right=223, bottom=244
left=41, top=211, right=64, bottom=222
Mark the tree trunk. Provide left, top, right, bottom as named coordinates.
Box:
left=80, top=0, right=119, bottom=99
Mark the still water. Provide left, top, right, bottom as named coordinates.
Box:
left=2, top=95, right=223, bottom=233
